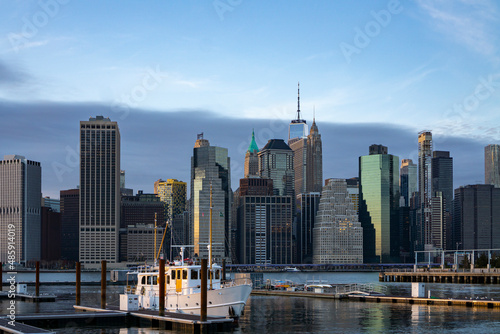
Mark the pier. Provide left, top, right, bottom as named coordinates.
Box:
left=0, top=292, right=55, bottom=303
left=380, top=269, right=500, bottom=284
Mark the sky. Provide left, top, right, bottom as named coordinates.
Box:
left=0, top=0, right=499, bottom=198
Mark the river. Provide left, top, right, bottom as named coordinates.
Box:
left=2, top=272, right=500, bottom=333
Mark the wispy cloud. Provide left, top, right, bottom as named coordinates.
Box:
left=417, top=0, right=499, bottom=57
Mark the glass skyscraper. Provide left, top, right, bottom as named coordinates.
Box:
left=359, top=145, right=400, bottom=263
left=190, top=134, right=231, bottom=263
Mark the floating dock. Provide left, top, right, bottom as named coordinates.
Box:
left=348, top=294, right=500, bottom=309
left=380, top=270, right=500, bottom=284
left=0, top=305, right=234, bottom=334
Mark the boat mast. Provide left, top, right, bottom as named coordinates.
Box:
left=209, top=181, right=213, bottom=290
left=154, top=212, right=157, bottom=266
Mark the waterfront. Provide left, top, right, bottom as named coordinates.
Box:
left=3, top=272, right=500, bottom=333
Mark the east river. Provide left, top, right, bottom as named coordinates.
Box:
left=2, top=271, right=500, bottom=333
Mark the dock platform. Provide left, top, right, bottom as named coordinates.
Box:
left=0, top=318, right=54, bottom=334
left=380, top=270, right=500, bottom=284
left=348, top=294, right=500, bottom=309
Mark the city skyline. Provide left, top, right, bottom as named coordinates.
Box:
left=0, top=104, right=493, bottom=199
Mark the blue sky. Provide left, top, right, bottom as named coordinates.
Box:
left=1, top=0, right=499, bottom=197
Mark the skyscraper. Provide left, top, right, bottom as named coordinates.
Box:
left=244, top=130, right=260, bottom=178
left=313, top=179, right=363, bottom=264
left=296, top=192, right=321, bottom=263
left=288, top=84, right=323, bottom=194
left=79, top=116, right=121, bottom=264
left=0, top=155, right=41, bottom=263
left=258, top=139, right=294, bottom=197
left=454, top=185, right=500, bottom=249
left=288, top=82, right=308, bottom=142
left=60, top=188, right=79, bottom=262
left=235, top=178, right=293, bottom=264
left=432, top=151, right=453, bottom=249
left=417, top=131, right=433, bottom=251
left=485, top=144, right=500, bottom=188
left=400, top=159, right=417, bottom=207
left=306, top=117, right=323, bottom=193
left=190, top=133, right=231, bottom=263
left=359, top=145, right=400, bottom=263
left=154, top=178, right=187, bottom=222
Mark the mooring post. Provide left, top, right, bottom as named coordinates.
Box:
left=0, top=262, right=3, bottom=292
left=159, top=259, right=165, bottom=316
left=101, top=260, right=106, bottom=309
left=76, top=262, right=81, bottom=305
left=222, top=258, right=226, bottom=282
left=200, top=258, right=208, bottom=322
left=35, top=261, right=40, bottom=296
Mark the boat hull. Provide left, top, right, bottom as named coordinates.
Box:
left=136, top=284, right=252, bottom=318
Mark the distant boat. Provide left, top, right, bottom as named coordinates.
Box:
left=284, top=267, right=301, bottom=272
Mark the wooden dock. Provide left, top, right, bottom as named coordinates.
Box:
left=348, top=294, right=500, bottom=309
left=252, top=290, right=345, bottom=299
left=0, top=306, right=234, bottom=334
left=0, top=318, right=54, bottom=334
left=380, top=270, right=500, bottom=284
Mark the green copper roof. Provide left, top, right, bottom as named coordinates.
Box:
left=248, top=130, right=259, bottom=153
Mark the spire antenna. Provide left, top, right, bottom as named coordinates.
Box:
left=297, top=82, right=301, bottom=121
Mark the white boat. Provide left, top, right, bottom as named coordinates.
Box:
left=284, top=267, right=301, bottom=272
left=122, top=258, right=252, bottom=318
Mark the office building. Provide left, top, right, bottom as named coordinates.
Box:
left=346, top=177, right=360, bottom=214
left=60, top=188, right=79, bottom=262
left=258, top=139, right=294, bottom=197
left=454, top=185, right=500, bottom=249
left=79, top=116, right=121, bottom=264
left=359, top=145, right=400, bottom=263
left=0, top=155, right=41, bottom=263
left=417, top=131, right=433, bottom=251
left=190, top=133, right=232, bottom=263
left=41, top=197, right=60, bottom=213
left=154, top=178, right=187, bottom=222
left=244, top=130, right=260, bottom=178
left=125, top=224, right=164, bottom=262
left=400, top=159, right=417, bottom=207
left=41, top=206, right=61, bottom=261
left=313, top=179, right=363, bottom=264
left=485, top=144, right=500, bottom=188
left=296, top=192, right=321, bottom=263
left=288, top=82, right=308, bottom=142
left=306, top=117, right=323, bottom=193
left=432, top=151, right=453, bottom=249
left=235, top=177, right=293, bottom=264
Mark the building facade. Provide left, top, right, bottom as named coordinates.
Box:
left=454, top=185, right=500, bottom=250
left=244, top=130, right=260, bottom=178
left=0, top=155, right=41, bottom=263
left=60, top=188, right=79, bottom=262
left=296, top=192, right=321, bottom=264
left=313, top=179, right=363, bottom=264
left=258, top=139, right=294, bottom=197
left=236, top=195, right=293, bottom=264
left=359, top=145, right=400, bottom=263
left=485, top=144, right=500, bottom=188
left=190, top=134, right=232, bottom=263
left=400, top=159, right=417, bottom=207
left=79, top=116, right=121, bottom=264
left=154, top=178, right=187, bottom=222
left=417, top=131, right=433, bottom=251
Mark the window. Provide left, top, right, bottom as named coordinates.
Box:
left=183, top=270, right=188, bottom=280
left=191, top=270, right=198, bottom=280
left=172, top=270, right=176, bottom=279
left=141, top=276, right=146, bottom=284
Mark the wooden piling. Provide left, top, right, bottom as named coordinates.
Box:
left=222, top=259, right=226, bottom=282
left=200, top=258, right=207, bottom=322
left=101, top=260, right=106, bottom=309
left=35, top=261, right=40, bottom=296
left=76, top=262, right=81, bottom=306
left=159, top=259, right=165, bottom=316
left=0, top=262, right=2, bottom=292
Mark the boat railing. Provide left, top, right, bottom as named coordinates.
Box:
left=224, top=277, right=253, bottom=288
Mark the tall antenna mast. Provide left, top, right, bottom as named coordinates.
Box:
left=296, top=82, right=301, bottom=120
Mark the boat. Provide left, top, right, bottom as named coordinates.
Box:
left=284, top=267, right=301, bottom=272
left=122, top=255, right=252, bottom=318
left=121, top=182, right=252, bottom=318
